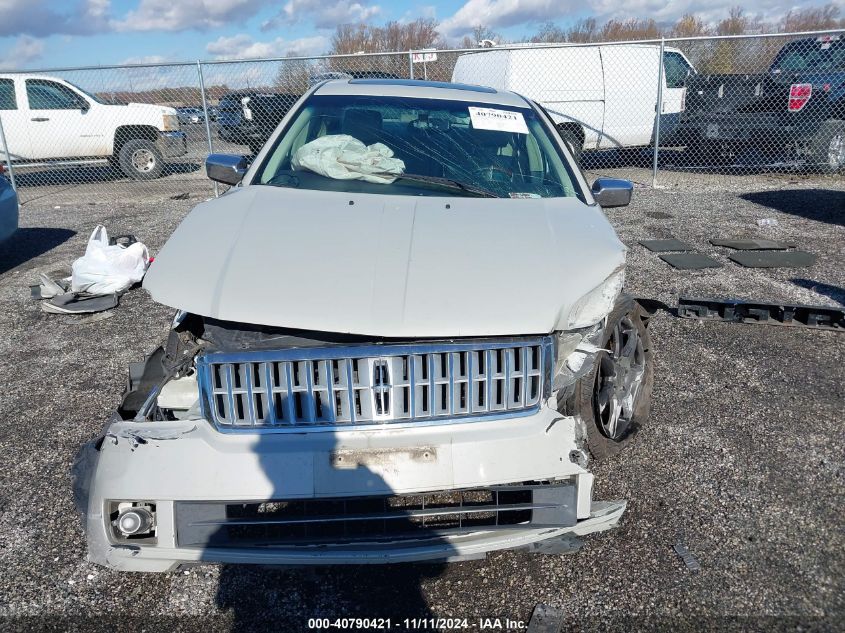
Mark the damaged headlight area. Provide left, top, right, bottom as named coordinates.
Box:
left=552, top=325, right=603, bottom=392
left=551, top=267, right=626, bottom=392
left=116, top=312, right=205, bottom=423
left=566, top=266, right=625, bottom=330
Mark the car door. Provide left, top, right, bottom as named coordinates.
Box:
left=660, top=50, right=693, bottom=141
left=24, top=78, right=102, bottom=160
left=0, top=78, right=32, bottom=162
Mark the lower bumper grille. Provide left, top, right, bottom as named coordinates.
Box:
left=175, top=482, right=576, bottom=548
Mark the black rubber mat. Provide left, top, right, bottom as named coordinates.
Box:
left=640, top=239, right=696, bottom=252
left=729, top=251, right=817, bottom=268
left=659, top=253, right=723, bottom=269
left=710, top=238, right=798, bottom=250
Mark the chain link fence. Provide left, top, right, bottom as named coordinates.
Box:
left=0, top=30, right=843, bottom=205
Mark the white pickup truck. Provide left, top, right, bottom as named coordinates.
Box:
left=0, top=74, right=186, bottom=179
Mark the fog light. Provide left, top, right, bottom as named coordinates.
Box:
left=116, top=507, right=154, bottom=537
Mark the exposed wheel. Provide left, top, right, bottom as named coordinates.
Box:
left=557, top=127, right=583, bottom=165
left=118, top=138, right=164, bottom=180
left=567, top=302, right=654, bottom=459
left=810, top=120, right=845, bottom=173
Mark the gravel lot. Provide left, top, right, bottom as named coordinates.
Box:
left=0, top=169, right=842, bottom=631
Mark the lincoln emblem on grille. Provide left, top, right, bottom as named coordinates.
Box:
left=372, top=359, right=391, bottom=416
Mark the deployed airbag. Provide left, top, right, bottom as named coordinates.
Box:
left=292, top=134, right=405, bottom=184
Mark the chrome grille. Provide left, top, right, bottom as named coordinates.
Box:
left=196, top=338, right=552, bottom=430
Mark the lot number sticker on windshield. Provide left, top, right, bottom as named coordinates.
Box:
left=468, top=107, right=529, bottom=134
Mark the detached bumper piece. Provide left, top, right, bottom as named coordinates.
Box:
left=678, top=297, right=845, bottom=331
left=175, top=482, right=577, bottom=550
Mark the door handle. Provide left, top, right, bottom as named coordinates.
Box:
left=31, top=117, right=50, bottom=122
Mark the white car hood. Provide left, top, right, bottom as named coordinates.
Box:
left=126, top=102, right=176, bottom=115
left=144, top=186, right=625, bottom=337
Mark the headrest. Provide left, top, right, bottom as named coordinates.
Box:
left=343, top=109, right=383, bottom=132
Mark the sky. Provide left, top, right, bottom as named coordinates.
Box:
left=0, top=0, right=841, bottom=70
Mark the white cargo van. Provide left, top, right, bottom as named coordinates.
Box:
left=451, top=44, right=694, bottom=158
left=0, top=74, right=186, bottom=179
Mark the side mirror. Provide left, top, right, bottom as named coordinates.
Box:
left=591, top=178, right=633, bottom=208
left=206, top=154, right=248, bottom=185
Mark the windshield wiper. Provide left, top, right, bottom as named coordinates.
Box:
left=385, top=173, right=499, bottom=198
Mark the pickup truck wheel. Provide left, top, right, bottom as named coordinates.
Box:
left=570, top=303, right=654, bottom=460
left=118, top=139, right=164, bottom=180
left=557, top=127, right=583, bottom=165
left=811, top=121, right=845, bottom=173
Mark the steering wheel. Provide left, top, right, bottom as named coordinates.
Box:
left=473, top=165, right=513, bottom=183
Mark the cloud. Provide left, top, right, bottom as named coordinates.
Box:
left=438, top=0, right=839, bottom=37
left=206, top=33, right=330, bottom=59
left=439, top=0, right=569, bottom=36
left=0, top=35, right=44, bottom=68
left=0, top=0, right=110, bottom=37
left=119, top=54, right=173, bottom=65
left=112, top=0, right=266, bottom=32
left=262, top=0, right=381, bottom=30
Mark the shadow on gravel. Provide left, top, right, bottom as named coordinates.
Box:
left=791, top=279, right=845, bottom=306
left=210, top=433, right=450, bottom=629
left=216, top=563, right=446, bottom=630
left=0, top=227, right=76, bottom=275
left=741, top=189, right=845, bottom=226
left=12, top=161, right=201, bottom=187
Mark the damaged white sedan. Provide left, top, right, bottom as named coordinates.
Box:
left=78, top=79, right=654, bottom=572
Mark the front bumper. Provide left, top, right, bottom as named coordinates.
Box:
left=81, top=403, right=625, bottom=572
left=156, top=131, right=187, bottom=158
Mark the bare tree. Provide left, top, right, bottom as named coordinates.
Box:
left=781, top=4, right=842, bottom=31
left=460, top=24, right=501, bottom=48
left=275, top=56, right=314, bottom=93
left=330, top=18, right=444, bottom=54
left=528, top=21, right=567, bottom=43
left=599, top=18, right=662, bottom=41
left=671, top=14, right=710, bottom=38
left=566, top=18, right=599, bottom=43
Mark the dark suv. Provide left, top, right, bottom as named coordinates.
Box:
left=217, top=91, right=302, bottom=154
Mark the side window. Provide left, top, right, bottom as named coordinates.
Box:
left=0, top=79, right=16, bottom=110
left=663, top=52, right=691, bottom=89
left=26, top=80, right=84, bottom=110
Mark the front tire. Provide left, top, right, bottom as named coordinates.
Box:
left=810, top=120, right=845, bottom=173
left=118, top=139, right=164, bottom=180
left=566, top=302, right=654, bottom=459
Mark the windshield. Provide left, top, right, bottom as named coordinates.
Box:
left=771, top=39, right=845, bottom=73
left=68, top=82, right=107, bottom=105
left=254, top=94, right=578, bottom=198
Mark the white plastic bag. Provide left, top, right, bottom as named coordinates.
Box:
left=71, top=226, right=150, bottom=295
left=292, top=134, right=405, bottom=184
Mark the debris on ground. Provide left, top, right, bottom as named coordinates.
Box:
left=674, top=542, right=702, bottom=573
left=659, top=253, right=723, bottom=269
left=31, top=225, right=150, bottom=316
left=710, top=238, right=797, bottom=250
left=729, top=251, right=817, bottom=269
left=677, top=297, right=845, bottom=330
left=526, top=603, right=566, bottom=633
